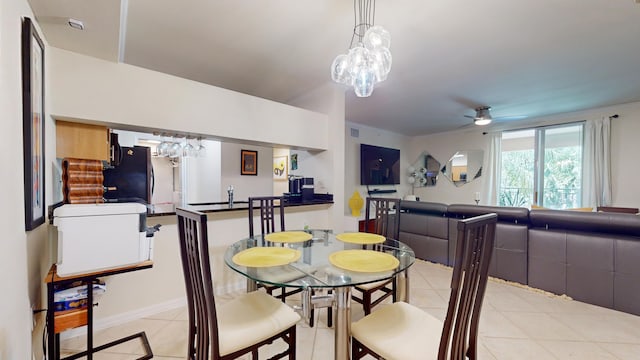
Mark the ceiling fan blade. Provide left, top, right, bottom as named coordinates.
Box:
left=493, top=115, right=528, bottom=122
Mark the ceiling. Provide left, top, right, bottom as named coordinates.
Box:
left=28, top=0, right=640, bottom=136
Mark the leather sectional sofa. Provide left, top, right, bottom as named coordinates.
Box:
left=398, top=201, right=640, bottom=316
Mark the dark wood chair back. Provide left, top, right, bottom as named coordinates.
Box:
left=439, top=212, right=497, bottom=359
left=248, top=196, right=285, bottom=237
left=365, top=197, right=401, bottom=239
left=177, top=207, right=299, bottom=359
left=176, top=207, right=219, bottom=360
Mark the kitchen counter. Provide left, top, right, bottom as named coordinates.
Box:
left=148, top=199, right=334, bottom=217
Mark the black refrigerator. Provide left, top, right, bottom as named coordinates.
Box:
left=103, top=146, right=153, bottom=204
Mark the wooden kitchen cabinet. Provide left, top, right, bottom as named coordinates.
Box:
left=56, top=121, right=110, bottom=161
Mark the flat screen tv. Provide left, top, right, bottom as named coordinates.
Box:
left=360, top=144, right=400, bottom=185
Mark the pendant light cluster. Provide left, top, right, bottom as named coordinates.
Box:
left=330, top=0, right=392, bottom=97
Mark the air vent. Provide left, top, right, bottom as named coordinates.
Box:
left=350, top=128, right=359, bottom=138
left=68, top=18, right=84, bottom=30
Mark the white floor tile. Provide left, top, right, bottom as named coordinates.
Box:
left=482, top=337, right=557, bottom=360
left=59, top=259, right=640, bottom=359
left=538, top=340, right=620, bottom=359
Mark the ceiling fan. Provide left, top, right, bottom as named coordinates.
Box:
left=464, top=106, right=494, bottom=126
left=463, top=106, right=528, bottom=126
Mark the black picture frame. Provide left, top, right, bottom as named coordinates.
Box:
left=22, top=17, right=45, bottom=231
left=241, top=149, right=258, bottom=176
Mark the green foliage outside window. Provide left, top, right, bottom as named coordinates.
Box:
left=499, top=150, right=534, bottom=207
left=499, top=147, right=581, bottom=208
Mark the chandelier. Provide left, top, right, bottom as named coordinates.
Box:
left=330, top=0, right=392, bottom=97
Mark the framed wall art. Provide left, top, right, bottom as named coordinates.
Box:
left=273, top=156, right=288, bottom=181
left=22, top=17, right=45, bottom=231
left=241, top=149, right=258, bottom=175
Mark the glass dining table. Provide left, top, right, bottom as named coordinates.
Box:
left=224, top=229, right=416, bottom=360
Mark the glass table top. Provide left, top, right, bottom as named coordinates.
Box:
left=224, top=229, right=415, bottom=289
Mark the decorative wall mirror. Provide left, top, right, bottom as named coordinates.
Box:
left=408, top=151, right=441, bottom=187
left=441, top=150, right=483, bottom=187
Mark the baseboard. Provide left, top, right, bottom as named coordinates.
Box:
left=60, top=297, right=186, bottom=340
left=59, top=281, right=246, bottom=340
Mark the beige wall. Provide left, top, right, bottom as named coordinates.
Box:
left=1, top=1, right=56, bottom=358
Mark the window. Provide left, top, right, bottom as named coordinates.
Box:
left=499, top=123, right=584, bottom=209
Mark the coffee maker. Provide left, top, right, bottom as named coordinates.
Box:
left=286, top=176, right=314, bottom=203
left=301, top=177, right=314, bottom=202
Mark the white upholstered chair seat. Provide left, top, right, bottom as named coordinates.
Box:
left=218, top=291, right=301, bottom=356
left=351, top=301, right=442, bottom=360
left=355, top=279, right=391, bottom=291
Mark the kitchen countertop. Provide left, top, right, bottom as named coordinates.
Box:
left=147, top=199, right=334, bottom=217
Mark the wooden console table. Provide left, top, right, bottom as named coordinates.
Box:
left=45, top=261, right=154, bottom=360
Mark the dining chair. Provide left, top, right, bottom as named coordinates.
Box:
left=248, top=196, right=297, bottom=301
left=248, top=196, right=286, bottom=239
left=351, top=212, right=498, bottom=360
left=176, top=207, right=300, bottom=360
left=352, top=196, right=401, bottom=315
left=248, top=196, right=332, bottom=327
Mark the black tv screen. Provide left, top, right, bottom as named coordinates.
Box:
left=360, top=144, right=400, bottom=185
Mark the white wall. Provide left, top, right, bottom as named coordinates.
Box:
left=47, top=47, right=329, bottom=151
left=408, top=129, right=488, bottom=204
left=1, top=2, right=55, bottom=358
left=273, top=147, right=290, bottom=196
left=608, top=102, right=640, bottom=207
left=289, top=83, right=347, bottom=231
left=185, top=140, right=222, bottom=204
left=344, top=122, right=412, bottom=216
left=19, top=30, right=340, bottom=357
left=405, top=101, right=640, bottom=207
left=220, top=142, right=273, bottom=201
left=39, top=48, right=339, bottom=342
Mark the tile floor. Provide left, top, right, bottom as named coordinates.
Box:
left=60, top=260, right=640, bottom=359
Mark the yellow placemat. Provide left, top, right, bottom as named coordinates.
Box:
left=335, top=232, right=385, bottom=244
left=264, top=231, right=312, bottom=243
left=329, top=250, right=399, bottom=273
left=232, top=247, right=301, bottom=267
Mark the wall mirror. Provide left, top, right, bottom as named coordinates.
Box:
left=408, top=151, right=441, bottom=187
left=441, top=150, right=483, bottom=187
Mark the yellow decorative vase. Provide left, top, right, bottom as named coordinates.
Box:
left=348, top=191, right=364, bottom=217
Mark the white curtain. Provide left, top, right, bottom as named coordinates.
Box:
left=483, top=132, right=502, bottom=205
left=583, top=116, right=611, bottom=207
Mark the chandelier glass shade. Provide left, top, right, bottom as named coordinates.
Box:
left=331, top=0, right=391, bottom=97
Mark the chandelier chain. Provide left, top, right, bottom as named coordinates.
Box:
left=350, top=0, right=376, bottom=49
left=331, top=0, right=390, bottom=97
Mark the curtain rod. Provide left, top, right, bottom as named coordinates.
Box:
left=482, top=115, right=619, bottom=135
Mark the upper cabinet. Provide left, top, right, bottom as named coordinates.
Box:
left=56, top=121, right=110, bottom=161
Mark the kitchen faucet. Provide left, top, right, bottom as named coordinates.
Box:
left=227, top=185, right=234, bottom=207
